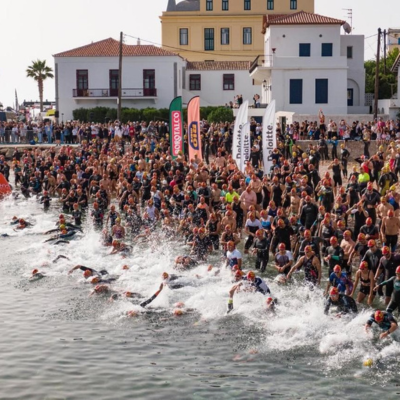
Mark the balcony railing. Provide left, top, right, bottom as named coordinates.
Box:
left=73, top=88, right=157, bottom=98
left=249, top=55, right=273, bottom=73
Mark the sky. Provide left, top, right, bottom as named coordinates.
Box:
left=1, top=0, right=399, bottom=108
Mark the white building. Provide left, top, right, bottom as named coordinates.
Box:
left=183, top=61, right=255, bottom=106
left=54, top=38, right=256, bottom=120
left=250, top=11, right=368, bottom=116
left=54, top=38, right=186, bottom=120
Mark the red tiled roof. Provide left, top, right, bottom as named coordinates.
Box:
left=186, top=61, right=251, bottom=71
left=262, top=11, right=345, bottom=33
left=54, top=38, right=179, bottom=58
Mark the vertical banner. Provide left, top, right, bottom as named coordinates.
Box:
left=262, top=100, right=276, bottom=174
left=240, top=122, right=251, bottom=173
left=169, top=96, right=183, bottom=160
left=187, top=96, right=202, bottom=162
left=232, top=100, right=249, bottom=169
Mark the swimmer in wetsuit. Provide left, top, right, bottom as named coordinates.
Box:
left=227, top=271, right=271, bottom=312
left=374, top=266, right=400, bottom=315
left=365, top=310, right=398, bottom=340
left=68, top=265, right=110, bottom=278
left=174, top=255, right=198, bottom=270
left=109, top=240, right=132, bottom=256
left=30, top=269, right=46, bottom=281
left=324, top=287, right=358, bottom=316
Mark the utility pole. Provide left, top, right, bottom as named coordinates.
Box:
left=374, top=28, right=381, bottom=119
left=383, top=29, right=387, bottom=74
left=118, top=31, right=123, bottom=121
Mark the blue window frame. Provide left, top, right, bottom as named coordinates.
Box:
left=290, top=0, right=297, bottom=9
left=244, top=0, right=251, bottom=10
left=206, top=0, right=213, bottom=11
left=267, top=0, right=274, bottom=10
left=290, top=79, right=303, bottom=104
left=322, top=43, right=333, bottom=57
left=299, top=43, right=310, bottom=57
left=222, top=0, right=229, bottom=10
left=221, top=28, right=230, bottom=45
left=316, top=79, right=328, bottom=104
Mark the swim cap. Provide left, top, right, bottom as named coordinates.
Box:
left=396, top=266, right=400, bottom=274
left=382, top=246, right=390, bottom=255
left=266, top=297, right=273, bottom=304
left=330, top=237, right=338, bottom=245
left=32, top=269, right=39, bottom=275
left=232, top=264, right=240, bottom=271
left=122, top=265, right=129, bottom=270
left=278, top=243, right=286, bottom=251
left=126, top=310, right=139, bottom=317
left=374, top=310, right=384, bottom=323
left=174, top=302, right=185, bottom=308
left=59, top=224, right=66, bottom=230
left=367, top=240, right=375, bottom=248
left=256, top=229, right=264, bottom=237
left=162, top=272, right=169, bottom=279
left=173, top=309, right=183, bottom=316
left=357, top=233, right=366, bottom=241
left=83, top=270, right=92, bottom=278
left=388, top=210, right=394, bottom=217
left=235, top=270, right=244, bottom=278
left=304, top=229, right=311, bottom=238
left=247, top=271, right=256, bottom=280
left=207, top=265, right=213, bottom=271
left=359, top=261, right=368, bottom=270
left=304, top=245, right=312, bottom=253
left=91, top=277, right=100, bottom=284
left=330, top=287, right=339, bottom=296
left=366, top=217, right=372, bottom=226
left=333, top=265, right=341, bottom=273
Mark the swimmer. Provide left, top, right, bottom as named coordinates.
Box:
left=30, top=268, right=46, bottom=280
left=68, top=265, right=110, bottom=278
left=89, top=284, right=111, bottom=296
left=14, top=218, right=31, bottom=230
left=365, top=310, right=398, bottom=340
left=174, top=255, right=198, bottom=270
left=266, top=297, right=278, bottom=314
left=109, top=240, right=132, bottom=256
left=227, top=271, right=271, bottom=312
left=52, top=255, right=70, bottom=263
left=324, top=287, right=358, bottom=316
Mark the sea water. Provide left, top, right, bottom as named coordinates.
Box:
left=0, top=195, right=399, bottom=399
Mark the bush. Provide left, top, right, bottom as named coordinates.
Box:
left=207, top=107, right=234, bottom=123
left=72, top=108, right=89, bottom=122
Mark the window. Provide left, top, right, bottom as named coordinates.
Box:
left=347, top=46, right=353, bottom=59
left=299, top=43, right=310, bottom=57
left=243, top=28, right=252, bottom=45
left=244, top=0, right=251, bottom=10
left=206, top=0, right=213, bottom=10
left=109, top=70, right=119, bottom=96
left=321, top=43, right=333, bottom=57
left=189, top=74, right=201, bottom=91
left=204, top=28, right=214, bottom=51
left=222, top=0, right=229, bottom=10
left=223, top=74, right=235, bottom=90
left=398, top=38, right=400, bottom=45
left=290, top=0, right=297, bottom=9
left=143, top=70, right=156, bottom=96
left=315, top=79, right=328, bottom=104
left=179, top=28, right=188, bottom=46
left=347, top=88, right=354, bottom=106
left=290, top=79, right=303, bottom=104
left=76, top=70, right=88, bottom=90
left=221, top=28, right=230, bottom=45
left=267, top=0, right=274, bottom=10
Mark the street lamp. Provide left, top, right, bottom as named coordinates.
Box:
left=62, top=113, right=64, bottom=123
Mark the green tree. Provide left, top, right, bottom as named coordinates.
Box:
left=26, top=60, right=54, bottom=112
left=365, top=48, right=399, bottom=99
left=207, top=107, right=234, bottom=123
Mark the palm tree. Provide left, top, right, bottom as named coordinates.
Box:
left=26, top=60, right=54, bottom=112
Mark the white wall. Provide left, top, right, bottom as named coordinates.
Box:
left=183, top=69, right=256, bottom=106
left=271, top=68, right=347, bottom=114
left=55, top=55, right=185, bottom=120
left=265, top=25, right=343, bottom=63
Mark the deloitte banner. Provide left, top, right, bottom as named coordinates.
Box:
left=169, top=96, right=184, bottom=159
left=262, top=100, right=276, bottom=174
left=187, top=96, right=202, bottom=162
left=232, top=100, right=249, bottom=170
left=240, top=122, right=251, bottom=173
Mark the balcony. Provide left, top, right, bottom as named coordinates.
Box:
left=72, top=88, right=157, bottom=99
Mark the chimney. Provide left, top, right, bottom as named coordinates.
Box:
left=137, top=38, right=141, bottom=45
left=167, top=0, right=176, bottom=11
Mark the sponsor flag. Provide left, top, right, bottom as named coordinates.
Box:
left=262, top=100, right=276, bottom=175
left=187, top=96, right=202, bottom=162
left=240, top=122, right=251, bottom=173
left=232, top=100, right=249, bottom=169
left=169, top=96, right=183, bottom=160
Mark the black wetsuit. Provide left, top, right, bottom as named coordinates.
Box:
left=253, top=237, right=270, bottom=272
left=324, top=294, right=358, bottom=315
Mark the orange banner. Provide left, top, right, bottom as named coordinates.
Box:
left=187, top=96, right=202, bottom=162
